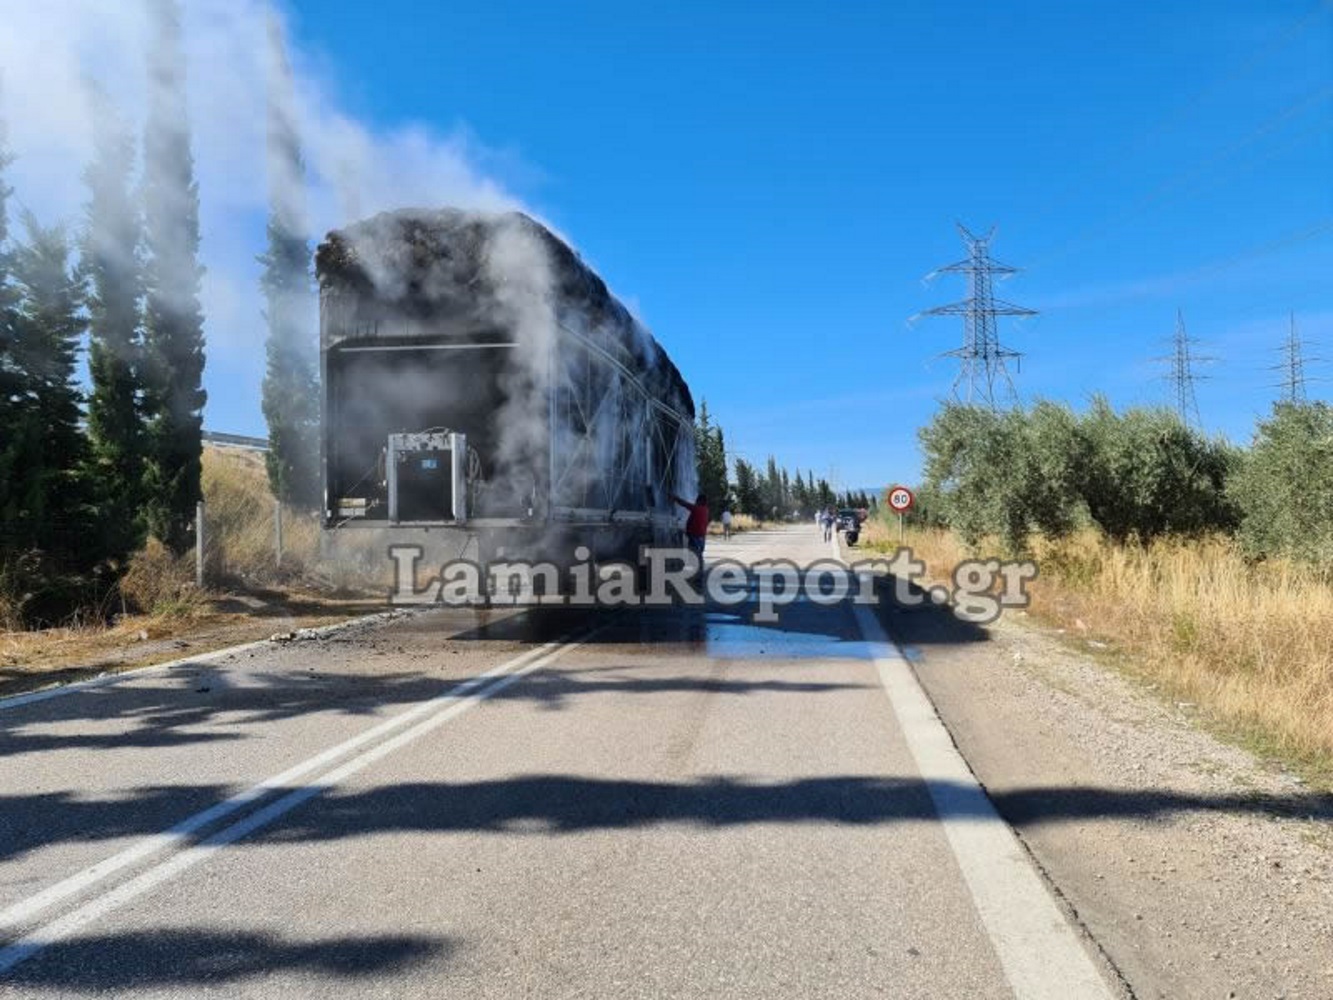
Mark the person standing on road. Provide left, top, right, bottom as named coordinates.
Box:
left=821, top=507, right=834, bottom=543
left=721, top=508, right=733, bottom=540
left=671, top=492, right=710, bottom=566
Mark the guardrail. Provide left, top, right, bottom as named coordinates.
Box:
left=202, top=431, right=269, bottom=452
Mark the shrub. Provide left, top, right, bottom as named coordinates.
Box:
left=120, top=537, right=201, bottom=616
left=1230, top=401, right=1333, bottom=566
left=918, top=400, right=1085, bottom=553
left=1078, top=396, right=1239, bottom=544
left=918, top=397, right=1239, bottom=552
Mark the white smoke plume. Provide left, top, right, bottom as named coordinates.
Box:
left=482, top=215, right=557, bottom=509
left=0, top=0, right=698, bottom=558
left=0, top=0, right=517, bottom=420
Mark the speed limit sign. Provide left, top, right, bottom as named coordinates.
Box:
left=888, top=486, right=915, bottom=512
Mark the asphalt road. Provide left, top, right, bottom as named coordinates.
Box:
left=0, top=528, right=1119, bottom=998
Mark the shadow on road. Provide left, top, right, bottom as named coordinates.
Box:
left=487, top=668, right=871, bottom=711
left=0, top=668, right=446, bottom=761
left=0, top=666, right=867, bottom=758
left=246, top=775, right=1333, bottom=842
left=0, top=579, right=950, bottom=759
left=873, top=573, right=992, bottom=647
left=0, top=579, right=1014, bottom=867
left=3, top=928, right=451, bottom=993
left=0, top=673, right=864, bottom=863
left=992, top=784, right=1333, bottom=827
left=0, top=774, right=1326, bottom=880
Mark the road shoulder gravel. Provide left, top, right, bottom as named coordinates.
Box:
left=881, top=591, right=1333, bottom=1000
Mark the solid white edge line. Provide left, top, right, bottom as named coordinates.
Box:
left=851, top=602, right=1115, bottom=1000
left=0, top=637, right=581, bottom=974
left=0, top=608, right=423, bottom=713
left=0, top=633, right=565, bottom=933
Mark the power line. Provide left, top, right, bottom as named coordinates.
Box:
left=1059, top=218, right=1333, bottom=313
left=1027, top=84, right=1333, bottom=272
left=911, top=224, right=1037, bottom=408
left=1024, top=2, right=1332, bottom=237
left=1173, top=219, right=1333, bottom=288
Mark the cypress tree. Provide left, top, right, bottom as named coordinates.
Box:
left=733, top=458, right=760, bottom=517
left=260, top=16, right=320, bottom=508
left=792, top=470, right=809, bottom=516
left=762, top=456, right=782, bottom=517
left=816, top=478, right=833, bottom=509
left=141, top=0, right=207, bottom=555
left=694, top=400, right=729, bottom=511
left=9, top=214, right=91, bottom=584
left=83, top=88, right=148, bottom=572
left=711, top=423, right=730, bottom=510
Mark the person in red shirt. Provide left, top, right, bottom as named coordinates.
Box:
left=671, top=492, right=709, bottom=567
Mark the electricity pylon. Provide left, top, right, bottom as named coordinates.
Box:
left=913, top=224, right=1036, bottom=408
left=1157, top=309, right=1213, bottom=427
left=1271, top=311, right=1319, bottom=402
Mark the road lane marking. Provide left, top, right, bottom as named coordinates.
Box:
left=852, top=603, right=1117, bottom=1000
left=0, top=635, right=581, bottom=974
left=0, top=635, right=581, bottom=975
left=0, top=633, right=569, bottom=936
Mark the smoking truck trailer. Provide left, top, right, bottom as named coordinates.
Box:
left=316, top=208, right=697, bottom=574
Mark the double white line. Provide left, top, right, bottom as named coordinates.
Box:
left=0, top=633, right=586, bottom=975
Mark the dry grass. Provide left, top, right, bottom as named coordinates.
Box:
left=120, top=537, right=206, bottom=618
left=0, top=446, right=383, bottom=693
left=199, top=448, right=323, bottom=586
left=0, top=592, right=389, bottom=698
left=113, top=448, right=327, bottom=616
left=863, top=516, right=1333, bottom=779
left=1027, top=531, right=1333, bottom=776
left=859, top=517, right=970, bottom=570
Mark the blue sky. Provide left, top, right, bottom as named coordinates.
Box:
left=275, top=0, right=1332, bottom=492
left=15, top=1, right=1327, bottom=495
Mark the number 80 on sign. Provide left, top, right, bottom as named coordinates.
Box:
left=888, top=486, right=915, bottom=512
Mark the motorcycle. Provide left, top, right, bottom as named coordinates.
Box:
left=837, top=510, right=860, bottom=546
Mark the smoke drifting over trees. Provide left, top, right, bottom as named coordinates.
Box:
left=0, top=0, right=520, bottom=427
left=0, top=101, right=24, bottom=550
left=83, top=88, right=149, bottom=572
left=260, top=16, right=319, bottom=509
left=0, top=0, right=530, bottom=623
left=141, top=0, right=207, bottom=555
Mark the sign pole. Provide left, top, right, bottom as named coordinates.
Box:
left=274, top=499, right=284, bottom=569
left=195, top=500, right=205, bottom=588
left=898, top=511, right=904, bottom=544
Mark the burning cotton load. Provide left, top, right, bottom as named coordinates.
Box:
left=316, top=207, right=696, bottom=566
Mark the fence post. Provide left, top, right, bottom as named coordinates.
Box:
left=195, top=500, right=206, bottom=588
left=274, top=499, right=284, bottom=569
